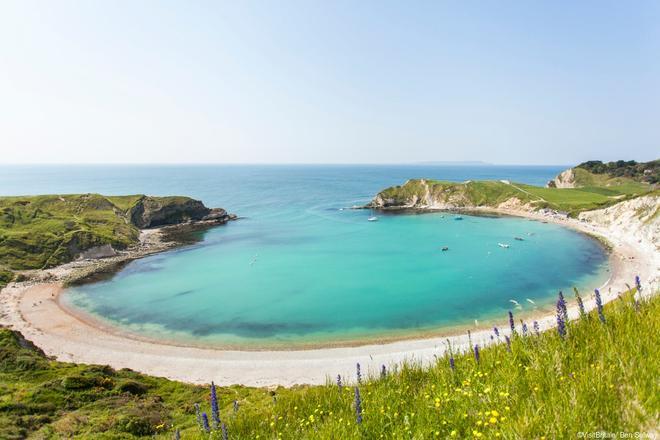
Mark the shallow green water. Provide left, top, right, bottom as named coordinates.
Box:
left=63, top=211, right=608, bottom=348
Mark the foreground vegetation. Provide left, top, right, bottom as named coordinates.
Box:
left=1, top=285, right=657, bottom=438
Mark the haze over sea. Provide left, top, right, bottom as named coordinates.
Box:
left=0, top=165, right=609, bottom=348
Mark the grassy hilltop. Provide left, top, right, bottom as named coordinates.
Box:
left=0, top=194, right=227, bottom=288
left=369, top=161, right=658, bottom=215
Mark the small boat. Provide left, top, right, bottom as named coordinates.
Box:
left=368, top=216, right=378, bottom=222
left=441, top=246, right=449, bottom=251
left=514, top=237, right=524, bottom=241
left=454, top=216, right=463, bottom=220
left=498, top=243, right=510, bottom=249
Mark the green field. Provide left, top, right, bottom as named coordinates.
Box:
left=1, top=286, right=657, bottom=439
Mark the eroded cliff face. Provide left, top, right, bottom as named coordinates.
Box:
left=578, top=195, right=660, bottom=255
left=549, top=169, right=576, bottom=188
left=369, top=179, right=470, bottom=209
left=367, top=179, right=534, bottom=212
left=128, top=196, right=229, bottom=228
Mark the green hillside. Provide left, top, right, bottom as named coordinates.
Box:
left=371, top=169, right=655, bottom=215
left=0, top=194, right=220, bottom=273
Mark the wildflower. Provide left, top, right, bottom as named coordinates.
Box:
left=508, top=311, right=516, bottom=335
left=533, top=320, right=540, bottom=335
left=201, top=413, right=211, bottom=432
left=493, top=326, right=500, bottom=337
left=522, top=322, right=528, bottom=336
left=474, top=344, right=480, bottom=364
left=221, top=422, right=228, bottom=440
left=381, top=365, right=387, bottom=379
left=574, top=287, right=586, bottom=318
left=194, top=403, right=202, bottom=429
left=558, top=291, right=568, bottom=322
left=595, top=289, right=605, bottom=323
left=210, top=381, right=220, bottom=428
left=505, top=335, right=511, bottom=352
left=354, top=387, right=363, bottom=424
left=556, top=300, right=566, bottom=338
left=449, top=354, right=455, bottom=371
left=468, top=329, right=472, bottom=348
left=337, top=374, right=342, bottom=391
left=635, top=275, right=642, bottom=292
left=233, top=400, right=239, bottom=413
left=356, top=363, right=362, bottom=384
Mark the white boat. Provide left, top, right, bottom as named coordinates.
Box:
left=498, top=243, right=510, bottom=248
left=368, top=216, right=378, bottom=222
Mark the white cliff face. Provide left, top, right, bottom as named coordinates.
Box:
left=578, top=195, right=659, bottom=251
left=578, top=195, right=660, bottom=290
left=552, top=169, right=577, bottom=188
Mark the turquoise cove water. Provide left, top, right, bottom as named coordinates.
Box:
left=0, top=165, right=609, bottom=348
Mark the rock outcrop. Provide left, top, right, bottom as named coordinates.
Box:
left=367, top=179, right=530, bottom=211
left=128, top=196, right=229, bottom=228
left=0, top=194, right=233, bottom=271
left=547, top=168, right=576, bottom=188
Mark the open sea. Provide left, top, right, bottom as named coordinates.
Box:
left=0, top=165, right=610, bottom=348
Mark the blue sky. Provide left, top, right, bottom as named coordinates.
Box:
left=1, top=1, right=658, bottom=164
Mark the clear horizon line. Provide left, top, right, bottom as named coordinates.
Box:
left=0, top=161, right=575, bottom=167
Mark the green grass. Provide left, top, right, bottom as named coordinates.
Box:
left=3, top=287, right=656, bottom=439
left=0, top=194, right=210, bottom=271
left=0, top=194, right=140, bottom=270
left=374, top=168, right=654, bottom=216
left=172, top=289, right=658, bottom=440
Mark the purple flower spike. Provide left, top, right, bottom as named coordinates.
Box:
left=493, top=326, right=500, bottom=338
left=508, top=311, right=516, bottom=335
left=356, top=363, right=362, bottom=384
left=354, top=387, right=363, bottom=424
left=522, top=322, right=528, bottom=336
left=194, top=403, right=202, bottom=429
left=533, top=320, right=540, bottom=335
left=556, top=300, right=566, bottom=339
left=558, top=291, right=569, bottom=323
left=221, top=422, right=228, bottom=440
left=210, top=381, right=220, bottom=428
left=202, top=413, right=210, bottom=433
left=574, top=287, right=586, bottom=318
left=337, top=374, right=342, bottom=391
left=380, top=365, right=387, bottom=379
left=635, top=276, right=642, bottom=292
left=233, top=400, right=239, bottom=413
left=595, top=289, right=605, bottom=323
left=449, top=354, right=455, bottom=371
left=473, top=344, right=480, bottom=364
left=505, top=335, right=511, bottom=352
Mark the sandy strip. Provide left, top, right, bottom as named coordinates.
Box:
left=1, top=206, right=658, bottom=387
